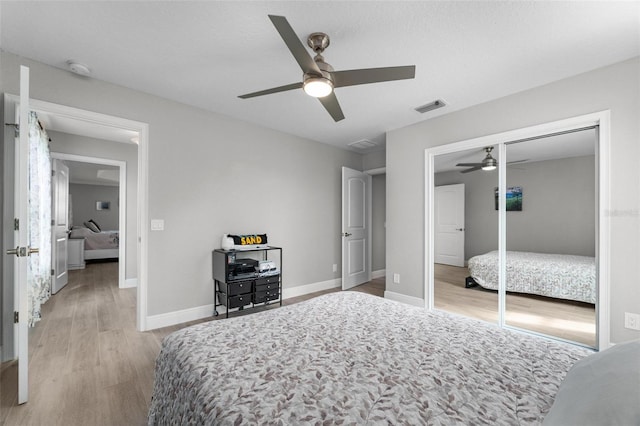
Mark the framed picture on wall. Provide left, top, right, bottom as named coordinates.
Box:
left=96, top=201, right=111, bottom=211
left=494, top=186, right=523, bottom=211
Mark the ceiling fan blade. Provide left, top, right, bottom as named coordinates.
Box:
left=461, top=166, right=482, bottom=174
left=506, top=159, right=529, bottom=164
left=456, top=163, right=483, bottom=167
left=268, top=15, right=321, bottom=75
left=238, top=82, right=302, bottom=99
left=318, top=92, right=345, bottom=122
left=332, top=65, right=416, bottom=88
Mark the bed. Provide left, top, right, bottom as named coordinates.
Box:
left=148, top=291, right=596, bottom=425
left=467, top=250, right=596, bottom=304
left=69, top=226, right=119, bottom=260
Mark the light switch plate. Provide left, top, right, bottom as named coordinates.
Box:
left=150, top=219, right=164, bottom=231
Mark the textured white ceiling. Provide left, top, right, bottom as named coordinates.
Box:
left=66, top=161, right=120, bottom=187
left=1, top=1, right=638, bottom=152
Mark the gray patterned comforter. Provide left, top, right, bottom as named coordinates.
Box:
left=148, top=292, right=591, bottom=425
left=468, top=251, right=596, bottom=304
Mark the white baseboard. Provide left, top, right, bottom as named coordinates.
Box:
left=282, top=278, right=342, bottom=300
left=121, top=278, right=137, bottom=289
left=146, top=303, right=216, bottom=330
left=371, top=269, right=386, bottom=279
left=145, top=278, right=343, bottom=331
left=384, top=290, right=424, bottom=307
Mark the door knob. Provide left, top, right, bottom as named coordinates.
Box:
left=5, top=246, right=39, bottom=257
left=456, top=228, right=464, bottom=231
left=342, top=232, right=352, bottom=237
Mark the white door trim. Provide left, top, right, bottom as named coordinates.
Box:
left=424, top=111, right=611, bottom=350
left=50, top=153, right=127, bottom=290
left=6, top=94, right=150, bottom=332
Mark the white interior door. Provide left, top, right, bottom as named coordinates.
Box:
left=51, top=159, right=69, bottom=294
left=5, top=65, right=31, bottom=404
left=341, top=167, right=371, bottom=290
left=434, top=184, right=465, bottom=267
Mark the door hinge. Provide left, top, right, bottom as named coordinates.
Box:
left=51, top=269, right=55, bottom=276
left=5, top=123, right=19, bottom=137
left=51, top=219, right=55, bottom=226
left=14, top=218, right=19, bottom=230
left=14, top=311, right=19, bottom=324
left=52, top=170, right=55, bottom=176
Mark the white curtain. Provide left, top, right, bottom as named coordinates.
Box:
left=28, top=111, right=52, bottom=327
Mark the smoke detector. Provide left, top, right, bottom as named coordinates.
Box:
left=66, top=60, right=91, bottom=77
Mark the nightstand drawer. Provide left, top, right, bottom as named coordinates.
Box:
left=255, top=275, right=280, bottom=286
left=219, top=292, right=252, bottom=309
left=255, top=281, right=279, bottom=292
left=253, top=289, right=280, bottom=304
left=219, top=280, right=253, bottom=296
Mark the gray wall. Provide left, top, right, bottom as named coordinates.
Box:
left=69, top=183, right=120, bottom=231
left=387, top=57, right=640, bottom=343
left=49, top=131, right=138, bottom=279
left=0, top=51, right=362, bottom=319
left=435, top=155, right=596, bottom=260
left=371, top=174, right=386, bottom=272
left=363, top=150, right=386, bottom=171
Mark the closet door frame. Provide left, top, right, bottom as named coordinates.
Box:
left=424, top=110, right=610, bottom=350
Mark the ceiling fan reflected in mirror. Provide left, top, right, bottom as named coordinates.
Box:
left=238, top=15, right=416, bottom=122
left=456, top=147, right=528, bottom=174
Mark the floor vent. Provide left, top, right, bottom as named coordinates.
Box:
left=415, top=99, right=446, bottom=114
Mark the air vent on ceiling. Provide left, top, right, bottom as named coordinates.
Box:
left=348, top=139, right=377, bottom=150
left=415, top=99, right=446, bottom=114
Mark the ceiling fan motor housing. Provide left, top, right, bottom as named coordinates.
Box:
left=307, top=32, right=330, bottom=53
left=303, top=52, right=335, bottom=95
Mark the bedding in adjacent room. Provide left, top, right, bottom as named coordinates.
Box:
left=148, top=292, right=591, bottom=425
left=468, top=250, right=596, bottom=304
left=69, top=226, right=119, bottom=250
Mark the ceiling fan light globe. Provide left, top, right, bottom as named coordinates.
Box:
left=303, top=77, right=333, bottom=98
left=481, top=155, right=497, bottom=171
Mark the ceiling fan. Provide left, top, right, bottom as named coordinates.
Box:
left=238, top=15, right=416, bottom=122
left=456, top=147, right=528, bottom=173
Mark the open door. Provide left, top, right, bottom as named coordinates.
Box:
left=434, top=184, right=465, bottom=267
left=51, top=158, right=69, bottom=294
left=4, top=66, right=32, bottom=404
left=341, top=167, right=371, bottom=290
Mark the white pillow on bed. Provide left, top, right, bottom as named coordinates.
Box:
left=543, top=339, right=640, bottom=426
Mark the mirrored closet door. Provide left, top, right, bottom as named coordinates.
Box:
left=433, top=145, right=499, bottom=324
left=504, top=129, right=597, bottom=347
left=428, top=124, right=600, bottom=349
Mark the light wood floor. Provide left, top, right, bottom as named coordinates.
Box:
left=0, top=262, right=384, bottom=426
left=435, top=263, right=596, bottom=347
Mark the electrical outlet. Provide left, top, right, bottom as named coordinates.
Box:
left=332, top=264, right=337, bottom=273
left=624, top=312, right=640, bottom=330
left=393, top=273, right=400, bottom=284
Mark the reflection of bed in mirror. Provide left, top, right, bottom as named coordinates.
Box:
left=69, top=226, right=119, bottom=260
left=467, top=250, right=595, bottom=304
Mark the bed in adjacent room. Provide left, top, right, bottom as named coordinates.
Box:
left=69, top=225, right=119, bottom=260
left=467, top=250, right=596, bottom=304
left=148, top=291, right=595, bottom=425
